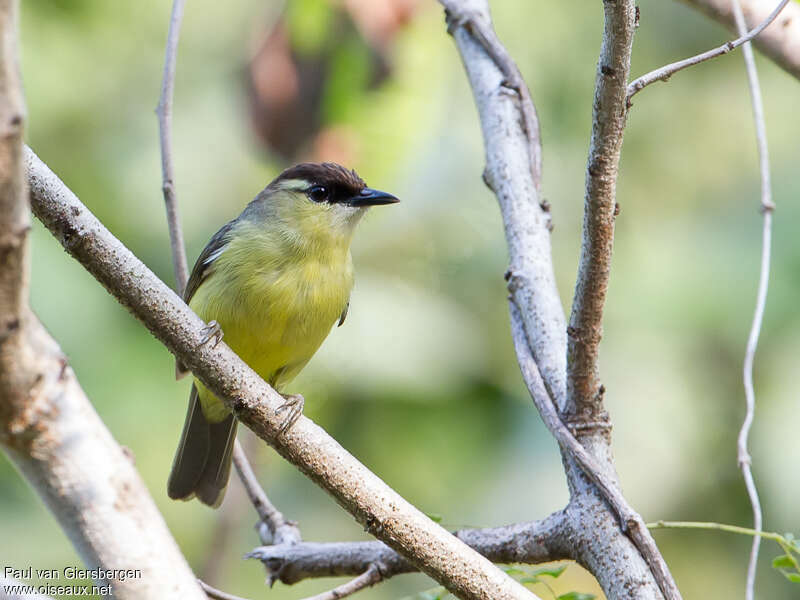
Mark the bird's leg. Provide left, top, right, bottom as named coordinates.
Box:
left=275, top=393, right=305, bottom=434
left=198, top=320, right=224, bottom=348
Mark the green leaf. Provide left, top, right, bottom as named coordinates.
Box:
left=557, top=593, right=596, bottom=600
left=425, top=513, right=443, bottom=523
left=530, top=564, right=568, bottom=579
left=773, top=555, right=795, bottom=569
left=784, top=573, right=800, bottom=584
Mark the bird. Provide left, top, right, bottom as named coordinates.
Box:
left=167, top=162, right=399, bottom=507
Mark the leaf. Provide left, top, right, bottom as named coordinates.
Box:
left=773, top=555, right=795, bottom=569
left=425, top=513, right=443, bottom=523
left=530, top=564, right=568, bottom=579
left=557, top=593, right=596, bottom=600
left=783, top=572, right=800, bottom=584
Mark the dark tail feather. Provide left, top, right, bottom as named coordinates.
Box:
left=168, top=384, right=237, bottom=508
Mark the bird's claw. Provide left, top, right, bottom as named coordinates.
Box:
left=199, top=320, right=224, bottom=348
left=275, top=393, right=305, bottom=434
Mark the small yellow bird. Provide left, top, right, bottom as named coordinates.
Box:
left=168, top=162, right=399, bottom=507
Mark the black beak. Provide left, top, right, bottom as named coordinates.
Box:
left=347, top=187, right=400, bottom=207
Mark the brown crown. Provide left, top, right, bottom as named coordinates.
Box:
left=270, top=162, right=367, bottom=200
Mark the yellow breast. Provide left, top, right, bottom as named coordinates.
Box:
left=189, top=221, right=354, bottom=421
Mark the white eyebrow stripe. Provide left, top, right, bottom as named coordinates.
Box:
left=203, top=245, right=228, bottom=265
left=279, top=180, right=309, bottom=192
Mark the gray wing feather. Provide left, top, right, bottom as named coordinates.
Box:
left=176, top=220, right=236, bottom=379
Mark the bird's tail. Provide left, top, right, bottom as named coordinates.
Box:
left=167, top=384, right=237, bottom=508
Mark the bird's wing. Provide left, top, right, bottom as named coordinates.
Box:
left=176, top=220, right=236, bottom=379
left=183, top=220, right=236, bottom=305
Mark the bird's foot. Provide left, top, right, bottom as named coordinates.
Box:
left=275, top=393, right=305, bottom=434
left=199, top=320, right=224, bottom=348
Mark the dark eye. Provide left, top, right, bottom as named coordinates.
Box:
left=307, top=185, right=329, bottom=203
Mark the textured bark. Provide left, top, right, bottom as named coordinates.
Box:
left=26, top=147, right=537, bottom=600
left=0, top=3, right=204, bottom=597
left=249, top=514, right=570, bottom=584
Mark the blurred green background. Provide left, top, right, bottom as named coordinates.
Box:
left=3, top=0, right=799, bottom=598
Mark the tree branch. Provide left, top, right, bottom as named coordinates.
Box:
left=438, top=0, right=567, bottom=414
left=510, top=304, right=678, bottom=600
left=731, top=1, right=774, bottom=598
left=232, top=441, right=302, bottom=550
left=248, top=514, right=570, bottom=585
left=566, top=0, right=636, bottom=421
left=438, top=2, right=680, bottom=598
left=677, top=0, right=800, bottom=81
left=300, top=564, right=382, bottom=600
left=627, top=0, right=791, bottom=102
left=0, top=3, right=203, bottom=597
left=25, top=147, right=538, bottom=600
left=156, top=0, right=189, bottom=295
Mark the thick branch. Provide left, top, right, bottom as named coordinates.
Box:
left=566, top=0, right=636, bottom=421
left=678, top=0, right=800, bottom=81
left=438, top=0, right=567, bottom=412
left=248, top=514, right=570, bottom=584
left=510, top=304, right=678, bottom=600
left=0, top=4, right=203, bottom=597
left=25, top=147, right=537, bottom=600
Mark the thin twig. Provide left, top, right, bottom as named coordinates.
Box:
left=510, top=303, right=681, bottom=600
left=731, top=1, right=774, bottom=598
left=155, top=0, right=289, bottom=543
left=627, top=0, right=791, bottom=102
left=156, top=0, right=189, bottom=295
left=198, top=580, right=251, bottom=600
left=677, top=0, right=800, bottom=82
left=299, top=564, right=382, bottom=600
left=232, top=440, right=302, bottom=549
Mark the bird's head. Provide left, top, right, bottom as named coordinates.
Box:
left=249, top=162, right=399, bottom=247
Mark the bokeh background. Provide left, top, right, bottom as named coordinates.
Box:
left=3, top=0, right=799, bottom=598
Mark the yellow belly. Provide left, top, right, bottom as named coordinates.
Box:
left=189, top=236, right=353, bottom=422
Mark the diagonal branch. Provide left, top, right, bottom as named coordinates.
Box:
left=731, top=1, right=774, bottom=598
left=25, top=147, right=539, bottom=600
left=510, top=304, right=679, bottom=600
left=247, top=514, right=570, bottom=585
left=677, top=0, right=800, bottom=82
left=627, top=0, right=790, bottom=102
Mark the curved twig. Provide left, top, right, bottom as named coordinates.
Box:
left=627, top=0, right=791, bottom=102
left=198, top=580, right=251, bottom=600
left=299, top=564, right=382, bottom=600
left=677, top=0, right=800, bottom=82
left=731, top=1, right=774, bottom=598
